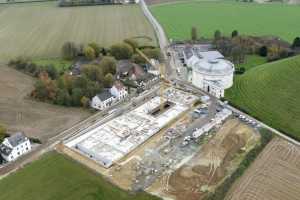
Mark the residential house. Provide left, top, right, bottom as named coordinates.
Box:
left=110, top=81, right=128, bottom=100
left=91, top=89, right=115, bottom=110
left=91, top=82, right=128, bottom=110
left=0, top=132, right=31, bottom=162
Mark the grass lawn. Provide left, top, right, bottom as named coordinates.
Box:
left=0, top=2, right=156, bottom=61
left=150, top=1, right=300, bottom=42
left=0, top=152, right=161, bottom=200
left=226, top=55, right=300, bottom=140
left=33, top=58, right=72, bottom=72
left=238, top=55, right=268, bottom=71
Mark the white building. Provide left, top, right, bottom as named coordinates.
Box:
left=110, top=81, right=128, bottom=100
left=91, top=82, right=128, bottom=110
left=0, top=132, right=31, bottom=162
left=184, top=47, right=234, bottom=98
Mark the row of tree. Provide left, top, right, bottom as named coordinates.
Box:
left=190, top=27, right=299, bottom=64
left=191, top=27, right=239, bottom=42
left=31, top=56, right=116, bottom=107
left=62, top=39, right=162, bottom=63
left=10, top=38, right=161, bottom=108
left=10, top=54, right=116, bottom=107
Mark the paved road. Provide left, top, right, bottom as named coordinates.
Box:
left=140, top=1, right=300, bottom=147
left=175, top=79, right=300, bottom=146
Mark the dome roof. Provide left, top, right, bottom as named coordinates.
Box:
left=193, top=59, right=234, bottom=75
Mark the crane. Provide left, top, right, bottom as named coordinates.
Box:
left=135, top=48, right=168, bottom=112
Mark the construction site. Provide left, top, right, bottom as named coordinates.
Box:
left=64, top=88, right=198, bottom=168
left=60, top=85, right=262, bottom=199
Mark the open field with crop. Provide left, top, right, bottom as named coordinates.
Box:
left=0, top=65, right=90, bottom=142
left=0, top=2, right=156, bottom=61
left=0, top=152, right=161, bottom=200
left=225, top=137, right=300, bottom=200
left=150, top=1, right=300, bottom=42
left=226, top=55, right=300, bottom=140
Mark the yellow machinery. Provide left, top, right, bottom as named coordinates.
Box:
left=136, top=48, right=168, bottom=112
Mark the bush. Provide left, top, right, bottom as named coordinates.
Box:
left=259, top=46, right=268, bottom=57
left=235, top=67, right=245, bottom=74
left=84, top=46, right=96, bottom=60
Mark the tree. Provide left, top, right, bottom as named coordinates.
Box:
left=45, top=65, right=58, bottom=80
left=60, top=73, right=74, bottom=93
left=71, top=88, right=84, bottom=106
left=103, top=73, right=114, bottom=88
left=55, top=89, right=71, bottom=106
left=73, top=76, right=89, bottom=89
left=80, top=96, right=90, bottom=108
left=124, top=39, right=139, bottom=52
left=32, top=72, right=57, bottom=101
left=292, top=37, right=300, bottom=48
left=0, top=124, right=6, bottom=142
left=259, top=46, right=268, bottom=57
left=100, top=56, right=117, bottom=75
left=25, top=62, right=37, bottom=74
left=85, top=81, right=103, bottom=98
left=214, top=30, right=222, bottom=41
left=83, top=46, right=96, bottom=60
left=110, top=43, right=134, bottom=60
left=191, top=26, right=198, bottom=41
left=61, top=42, right=78, bottom=60
left=82, top=64, right=104, bottom=82
left=232, top=30, right=239, bottom=38
left=88, top=42, right=102, bottom=57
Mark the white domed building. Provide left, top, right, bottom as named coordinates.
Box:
left=184, top=49, right=234, bottom=98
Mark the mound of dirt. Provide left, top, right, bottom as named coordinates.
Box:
left=166, top=119, right=258, bottom=200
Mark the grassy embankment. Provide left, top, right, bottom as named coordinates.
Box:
left=226, top=55, right=300, bottom=140
left=0, top=152, right=161, bottom=200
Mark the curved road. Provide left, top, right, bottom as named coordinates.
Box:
left=140, top=0, right=300, bottom=146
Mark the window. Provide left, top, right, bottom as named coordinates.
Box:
left=17, top=152, right=20, bottom=155
left=11, top=156, right=13, bottom=159
left=26, top=147, right=28, bottom=151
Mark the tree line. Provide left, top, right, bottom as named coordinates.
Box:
left=9, top=39, right=162, bottom=108
left=190, top=27, right=299, bottom=73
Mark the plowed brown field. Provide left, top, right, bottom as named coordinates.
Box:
left=226, top=137, right=300, bottom=200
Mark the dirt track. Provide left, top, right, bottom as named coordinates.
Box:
left=0, top=65, right=90, bottom=142
left=150, top=119, right=259, bottom=200
left=225, top=137, right=300, bottom=200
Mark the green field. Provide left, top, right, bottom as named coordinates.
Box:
left=226, top=55, right=300, bottom=140
left=238, top=55, right=267, bottom=71
left=0, top=152, right=160, bottom=200
left=150, top=1, right=300, bottom=42
left=33, top=58, right=72, bottom=72
left=0, top=2, right=156, bottom=61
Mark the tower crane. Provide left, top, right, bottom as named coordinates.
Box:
left=135, top=48, right=169, bottom=112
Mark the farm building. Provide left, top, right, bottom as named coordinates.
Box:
left=181, top=45, right=234, bottom=98
left=0, top=132, right=31, bottom=162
